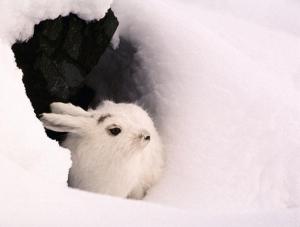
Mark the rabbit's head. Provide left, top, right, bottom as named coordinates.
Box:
left=40, top=101, right=157, bottom=155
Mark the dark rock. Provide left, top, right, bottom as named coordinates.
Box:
left=12, top=9, right=118, bottom=111
left=12, top=9, right=119, bottom=140
left=86, top=38, right=143, bottom=107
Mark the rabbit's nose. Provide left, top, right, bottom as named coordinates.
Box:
left=140, top=130, right=151, bottom=142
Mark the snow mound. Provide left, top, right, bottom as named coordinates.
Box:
left=0, top=0, right=113, bottom=184
left=0, top=0, right=300, bottom=225
left=0, top=40, right=70, bottom=184
left=112, top=0, right=300, bottom=210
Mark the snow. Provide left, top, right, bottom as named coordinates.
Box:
left=112, top=0, right=300, bottom=211
left=0, top=0, right=300, bottom=225
left=0, top=40, right=71, bottom=185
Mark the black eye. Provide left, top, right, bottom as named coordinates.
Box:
left=108, top=127, right=121, bottom=136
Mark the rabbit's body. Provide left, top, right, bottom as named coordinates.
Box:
left=41, top=101, right=164, bottom=199
left=65, top=133, right=147, bottom=197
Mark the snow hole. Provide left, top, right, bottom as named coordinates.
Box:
left=11, top=12, right=156, bottom=142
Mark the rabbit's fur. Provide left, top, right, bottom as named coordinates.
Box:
left=40, top=101, right=164, bottom=199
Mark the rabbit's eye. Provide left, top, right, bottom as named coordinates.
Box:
left=107, top=126, right=122, bottom=136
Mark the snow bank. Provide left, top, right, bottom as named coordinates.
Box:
left=112, top=0, right=300, bottom=210
left=0, top=40, right=70, bottom=184
left=0, top=0, right=300, bottom=225
left=1, top=152, right=298, bottom=226
left=0, top=0, right=112, bottom=184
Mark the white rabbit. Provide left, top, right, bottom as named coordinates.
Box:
left=40, top=101, right=164, bottom=199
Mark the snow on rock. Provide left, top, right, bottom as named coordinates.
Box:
left=0, top=0, right=113, bottom=44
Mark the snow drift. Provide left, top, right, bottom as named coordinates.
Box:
left=112, top=0, right=300, bottom=210
left=0, top=0, right=300, bottom=225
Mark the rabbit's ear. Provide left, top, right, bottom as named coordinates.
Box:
left=50, top=102, right=91, bottom=117
left=40, top=113, right=88, bottom=134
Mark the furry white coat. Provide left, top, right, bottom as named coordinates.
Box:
left=41, top=101, right=164, bottom=199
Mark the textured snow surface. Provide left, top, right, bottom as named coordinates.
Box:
left=0, top=0, right=300, bottom=225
